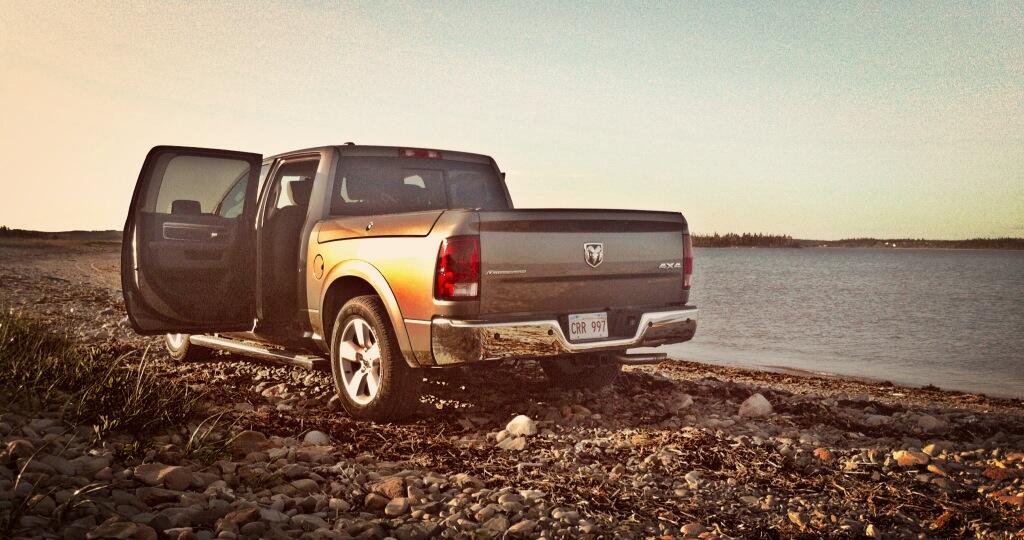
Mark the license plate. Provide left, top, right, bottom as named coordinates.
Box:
left=568, top=312, right=609, bottom=341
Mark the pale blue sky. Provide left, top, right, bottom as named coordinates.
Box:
left=1, top=1, right=1021, bottom=238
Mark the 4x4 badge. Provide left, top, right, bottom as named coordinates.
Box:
left=584, top=242, right=604, bottom=268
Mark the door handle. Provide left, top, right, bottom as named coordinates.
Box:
left=365, top=221, right=374, bottom=231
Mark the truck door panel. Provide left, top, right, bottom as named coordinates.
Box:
left=121, top=146, right=262, bottom=334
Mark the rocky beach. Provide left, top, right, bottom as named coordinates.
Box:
left=1, top=239, right=1022, bottom=538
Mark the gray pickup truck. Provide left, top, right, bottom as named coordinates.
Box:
left=122, top=144, right=697, bottom=421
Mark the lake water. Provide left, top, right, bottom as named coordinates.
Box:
left=653, top=247, right=1024, bottom=398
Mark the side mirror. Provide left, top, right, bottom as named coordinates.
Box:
left=500, top=172, right=506, bottom=181
left=171, top=200, right=202, bottom=215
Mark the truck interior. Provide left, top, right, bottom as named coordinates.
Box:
left=260, top=157, right=320, bottom=324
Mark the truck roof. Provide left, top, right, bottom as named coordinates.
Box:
left=265, top=145, right=496, bottom=165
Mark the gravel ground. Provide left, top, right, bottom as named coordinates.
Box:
left=1, top=239, right=1022, bottom=538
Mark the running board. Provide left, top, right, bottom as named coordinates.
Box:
left=612, top=352, right=668, bottom=365
left=189, top=335, right=329, bottom=371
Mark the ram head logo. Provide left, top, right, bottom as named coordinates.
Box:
left=584, top=242, right=604, bottom=268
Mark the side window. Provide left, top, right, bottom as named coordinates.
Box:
left=151, top=155, right=250, bottom=216
left=214, top=164, right=270, bottom=219
left=216, top=177, right=247, bottom=218
left=265, top=158, right=320, bottom=220
left=329, top=157, right=509, bottom=216
left=446, top=169, right=507, bottom=210
left=332, top=165, right=446, bottom=216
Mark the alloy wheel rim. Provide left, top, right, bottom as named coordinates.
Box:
left=337, top=317, right=382, bottom=405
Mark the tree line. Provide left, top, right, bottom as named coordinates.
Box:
left=693, top=233, right=801, bottom=248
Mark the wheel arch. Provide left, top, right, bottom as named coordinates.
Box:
left=318, top=260, right=419, bottom=368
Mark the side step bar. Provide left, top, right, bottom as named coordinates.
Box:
left=612, top=352, right=668, bottom=365
left=189, top=335, right=329, bottom=371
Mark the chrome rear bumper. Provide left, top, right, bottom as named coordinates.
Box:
left=430, top=306, right=697, bottom=365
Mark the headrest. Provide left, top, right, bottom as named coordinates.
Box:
left=289, top=179, right=313, bottom=206
left=171, top=199, right=202, bottom=215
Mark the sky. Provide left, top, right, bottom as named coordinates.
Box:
left=1, top=1, right=1021, bottom=239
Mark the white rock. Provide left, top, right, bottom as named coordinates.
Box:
left=506, top=415, right=537, bottom=437
left=303, top=430, right=331, bottom=445
left=738, top=393, right=773, bottom=418
left=497, top=436, right=527, bottom=451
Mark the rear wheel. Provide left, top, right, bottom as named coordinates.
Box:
left=540, top=353, right=622, bottom=391
left=164, top=333, right=212, bottom=362
left=330, top=296, right=422, bottom=422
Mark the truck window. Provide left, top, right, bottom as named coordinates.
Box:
left=151, top=156, right=250, bottom=215
left=215, top=164, right=270, bottom=219
left=331, top=158, right=508, bottom=216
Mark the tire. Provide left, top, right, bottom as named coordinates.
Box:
left=540, top=353, right=622, bottom=391
left=329, top=295, right=423, bottom=422
left=164, top=333, right=212, bottom=362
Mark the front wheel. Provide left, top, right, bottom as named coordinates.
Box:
left=330, top=296, right=422, bottom=422
left=164, top=333, right=212, bottom=362
left=540, top=353, right=622, bottom=391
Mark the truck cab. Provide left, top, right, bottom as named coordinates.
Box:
left=122, top=145, right=697, bottom=421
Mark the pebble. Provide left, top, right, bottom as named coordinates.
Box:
left=916, top=414, right=945, bottom=432
left=738, top=393, right=773, bottom=418
left=303, top=430, right=330, bottom=445
left=508, top=519, right=537, bottom=536
left=385, top=497, right=410, bottom=516
left=5, top=262, right=1024, bottom=539
left=6, top=439, right=35, bottom=459
left=892, top=449, right=930, bottom=467
left=497, top=436, right=527, bottom=451
left=864, top=414, right=891, bottom=427
left=681, top=522, right=705, bottom=536
left=506, top=415, right=538, bottom=436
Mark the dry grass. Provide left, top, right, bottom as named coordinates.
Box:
left=0, top=309, right=203, bottom=439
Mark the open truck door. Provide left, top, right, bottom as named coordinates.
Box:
left=121, top=146, right=263, bottom=334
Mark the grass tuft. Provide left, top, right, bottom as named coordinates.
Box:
left=0, top=309, right=203, bottom=439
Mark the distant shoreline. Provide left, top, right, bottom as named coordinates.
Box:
left=693, top=232, right=1024, bottom=250
left=2, top=226, right=1022, bottom=251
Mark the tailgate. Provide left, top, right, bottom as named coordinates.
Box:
left=477, top=209, right=686, bottom=317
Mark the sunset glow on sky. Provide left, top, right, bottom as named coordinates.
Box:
left=1, top=1, right=1021, bottom=239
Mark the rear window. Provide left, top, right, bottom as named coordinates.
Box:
left=331, top=157, right=508, bottom=216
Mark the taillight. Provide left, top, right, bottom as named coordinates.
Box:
left=682, top=233, right=693, bottom=290
left=399, top=148, right=442, bottom=159
left=435, top=236, right=480, bottom=300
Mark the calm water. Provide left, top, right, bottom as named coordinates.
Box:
left=653, top=248, right=1024, bottom=398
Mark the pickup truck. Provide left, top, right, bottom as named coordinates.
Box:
left=121, top=145, right=697, bottom=421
